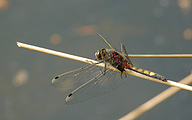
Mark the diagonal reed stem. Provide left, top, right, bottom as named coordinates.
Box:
left=17, top=42, right=192, bottom=92
left=119, top=73, right=192, bottom=120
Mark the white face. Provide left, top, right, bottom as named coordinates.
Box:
left=95, top=51, right=99, bottom=57
left=95, top=50, right=101, bottom=60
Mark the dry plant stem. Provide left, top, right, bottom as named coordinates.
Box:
left=128, top=54, right=192, bottom=58
left=17, top=42, right=99, bottom=64
left=17, top=42, right=192, bottom=91
left=119, top=73, right=192, bottom=120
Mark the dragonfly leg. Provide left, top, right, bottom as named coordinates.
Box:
left=86, top=60, right=103, bottom=65
left=120, top=73, right=123, bottom=79
left=103, top=62, right=107, bottom=75
left=120, top=72, right=127, bottom=79
left=124, top=73, right=127, bottom=78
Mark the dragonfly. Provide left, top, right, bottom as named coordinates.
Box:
left=51, top=34, right=168, bottom=105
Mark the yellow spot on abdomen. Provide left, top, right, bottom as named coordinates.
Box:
left=131, top=66, right=137, bottom=70
left=137, top=68, right=143, bottom=72
left=144, top=70, right=149, bottom=75
left=149, top=72, right=156, bottom=76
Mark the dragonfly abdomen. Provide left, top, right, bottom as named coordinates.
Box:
left=96, top=49, right=167, bottom=82
left=128, top=66, right=167, bottom=82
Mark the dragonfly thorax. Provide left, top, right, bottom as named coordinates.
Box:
left=95, top=48, right=130, bottom=72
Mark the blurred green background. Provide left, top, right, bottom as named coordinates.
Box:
left=1, top=0, right=192, bottom=120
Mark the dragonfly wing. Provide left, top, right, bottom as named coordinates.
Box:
left=121, top=42, right=133, bottom=66
left=98, top=33, right=120, bottom=52
left=65, top=69, right=128, bottom=105
left=51, top=64, right=102, bottom=91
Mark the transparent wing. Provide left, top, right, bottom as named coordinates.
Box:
left=51, top=64, right=103, bottom=91
left=65, top=69, right=128, bottom=105
left=121, top=42, right=133, bottom=66
left=98, top=33, right=120, bottom=52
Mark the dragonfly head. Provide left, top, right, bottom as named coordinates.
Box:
left=95, top=48, right=107, bottom=60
